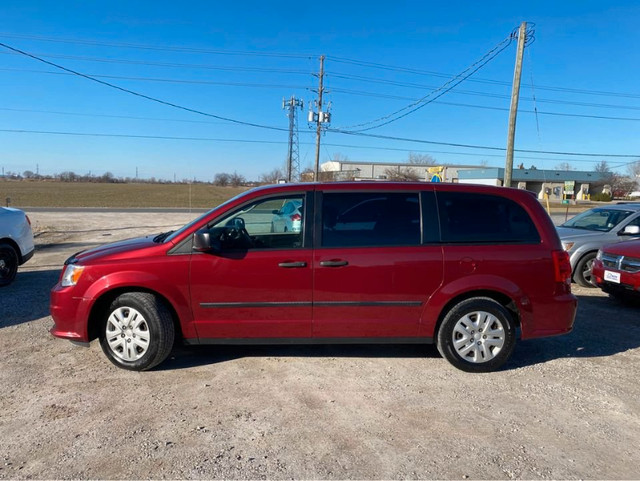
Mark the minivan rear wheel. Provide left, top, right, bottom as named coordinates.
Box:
left=99, top=292, right=175, bottom=371
left=437, top=297, right=516, bottom=373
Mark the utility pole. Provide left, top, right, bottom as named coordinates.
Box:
left=504, top=22, right=528, bottom=188
left=310, top=55, right=331, bottom=182
left=283, top=96, right=304, bottom=182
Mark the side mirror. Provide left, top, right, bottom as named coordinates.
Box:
left=193, top=229, right=222, bottom=254
left=193, top=229, right=211, bottom=252
left=619, top=225, right=640, bottom=236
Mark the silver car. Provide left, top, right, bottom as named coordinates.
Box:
left=557, top=203, right=640, bottom=287
left=0, top=207, right=35, bottom=286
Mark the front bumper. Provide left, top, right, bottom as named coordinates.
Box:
left=49, top=283, right=92, bottom=342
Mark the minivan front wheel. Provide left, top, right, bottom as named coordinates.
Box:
left=99, top=292, right=175, bottom=371
left=437, top=297, right=516, bottom=373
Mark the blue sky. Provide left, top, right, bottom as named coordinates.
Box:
left=0, top=1, right=639, bottom=181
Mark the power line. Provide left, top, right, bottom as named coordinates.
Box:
left=328, top=128, right=640, bottom=158
left=0, top=50, right=312, bottom=74
left=0, top=66, right=310, bottom=90
left=327, top=56, right=640, bottom=100
left=3, top=127, right=638, bottom=161
left=4, top=32, right=639, bottom=101
left=337, top=35, right=514, bottom=131
left=6, top=63, right=638, bottom=114
left=0, top=32, right=313, bottom=58
left=0, top=41, right=288, bottom=132
left=328, top=74, right=640, bottom=112
left=329, top=88, right=640, bottom=122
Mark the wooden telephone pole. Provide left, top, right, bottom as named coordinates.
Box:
left=313, top=55, right=326, bottom=182
left=504, top=22, right=528, bottom=188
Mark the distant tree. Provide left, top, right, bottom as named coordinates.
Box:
left=595, top=161, right=612, bottom=173
left=23, top=170, right=35, bottom=179
left=384, top=166, right=420, bottom=181
left=229, top=171, right=246, bottom=187
left=213, top=172, right=231, bottom=186
left=555, top=162, right=573, bottom=171
left=408, top=152, right=436, bottom=165
left=259, top=168, right=285, bottom=184
left=330, top=153, right=349, bottom=162
left=627, top=160, right=640, bottom=178
left=59, top=171, right=78, bottom=182
left=101, top=172, right=115, bottom=183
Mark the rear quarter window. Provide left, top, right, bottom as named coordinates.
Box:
left=437, top=192, right=540, bottom=244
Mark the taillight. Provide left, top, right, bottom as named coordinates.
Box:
left=290, top=213, right=301, bottom=222
left=552, top=250, right=572, bottom=283
left=25, top=214, right=31, bottom=226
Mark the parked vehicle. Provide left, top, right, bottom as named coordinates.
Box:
left=50, top=182, right=576, bottom=373
left=556, top=204, right=640, bottom=287
left=591, top=239, right=640, bottom=303
left=271, top=199, right=302, bottom=233
left=0, top=207, right=35, bottom=286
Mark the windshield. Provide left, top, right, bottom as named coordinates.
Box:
left=163, top=191, right=250, bottom=243
left=561, top=208, right=633, bottom=232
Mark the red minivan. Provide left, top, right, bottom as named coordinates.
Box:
left=50, top=182, right=577, bottom=372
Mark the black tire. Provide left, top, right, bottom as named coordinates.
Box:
left=0, top=243, right=19, bottom=287
left=99, top=292, right=175, bottom=371
left=575, top=252, right=597, bottom=288
left=437, top=297, right=517, bottom=373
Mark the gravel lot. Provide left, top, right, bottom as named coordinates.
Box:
left=1, top=210, right=639, bottom=479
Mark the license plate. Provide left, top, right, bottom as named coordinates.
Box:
left=604, top=270, right=621, bottom=284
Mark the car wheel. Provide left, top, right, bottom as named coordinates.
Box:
left=437, top=297, right=516, bottom=373
left=575, top=252, right=597, bottom=288
left=99, top=292, right=175, bottom=371
left=0, top=243, right=19, bottom=287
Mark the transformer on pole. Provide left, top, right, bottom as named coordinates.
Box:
left=283, top=96, right=304, bottom=182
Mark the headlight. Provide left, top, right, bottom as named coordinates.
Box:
left=61, top=264, right=85, bottom=287
left=596, top=250, right=602, bottom=261
left=562, top=241, right=575, bottom=252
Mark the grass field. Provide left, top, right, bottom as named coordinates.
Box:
left=0, top=180, right=249, bottom=208
left=0, top=179, right=600, bottom=213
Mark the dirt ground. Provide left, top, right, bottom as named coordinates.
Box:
left=1, top=210, right=639, bottom=480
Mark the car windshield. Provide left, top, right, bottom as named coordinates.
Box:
left=561, top=208, right=634, bottom=232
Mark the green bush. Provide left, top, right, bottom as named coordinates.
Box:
left=591, top=192, right=612, bottom=202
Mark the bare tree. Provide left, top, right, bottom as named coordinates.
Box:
left=555, top=162, right=574, bottom=171
left=213, top=173, right=231, bottom=186
left=627, top=160, right=640, bottom=178
left=595, top=160, right=611, bottom=173
left=229, top=171, right=246, bottom=187
left=408, top=152, right=436, bottom=165
left=259, top=168, right=285, bottom=184
left=384, top=166, right=420, bottom=181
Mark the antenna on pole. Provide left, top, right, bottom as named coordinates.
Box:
left=283, top=96, right=304, bottom=182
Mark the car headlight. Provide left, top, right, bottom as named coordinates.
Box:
left=61, top=264, right=85, bottom=287
left=562, top=241, right=575, bottom=252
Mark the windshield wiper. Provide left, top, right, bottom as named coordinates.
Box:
left=153, top=231, right=174, bottom=243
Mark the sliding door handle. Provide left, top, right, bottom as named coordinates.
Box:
left=319, top=259, right=349, bottom=267
left=278, top=261, right=307, bottom=268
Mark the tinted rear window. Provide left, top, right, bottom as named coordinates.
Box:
left=322, top=192, right=420, bottom=247
left=437, top=192, right=540, bottom=243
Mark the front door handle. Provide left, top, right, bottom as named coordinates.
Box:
left=319, top=259, right=349, bottom=267
left=278, top=261, right=307, bottom=268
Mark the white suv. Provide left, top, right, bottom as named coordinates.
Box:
left=0, top=207, right=35, bottom=286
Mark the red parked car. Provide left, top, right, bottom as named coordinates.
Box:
left=591, top=239, right=640, bottom=302
left=50, top=182, right=576, bottom=372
